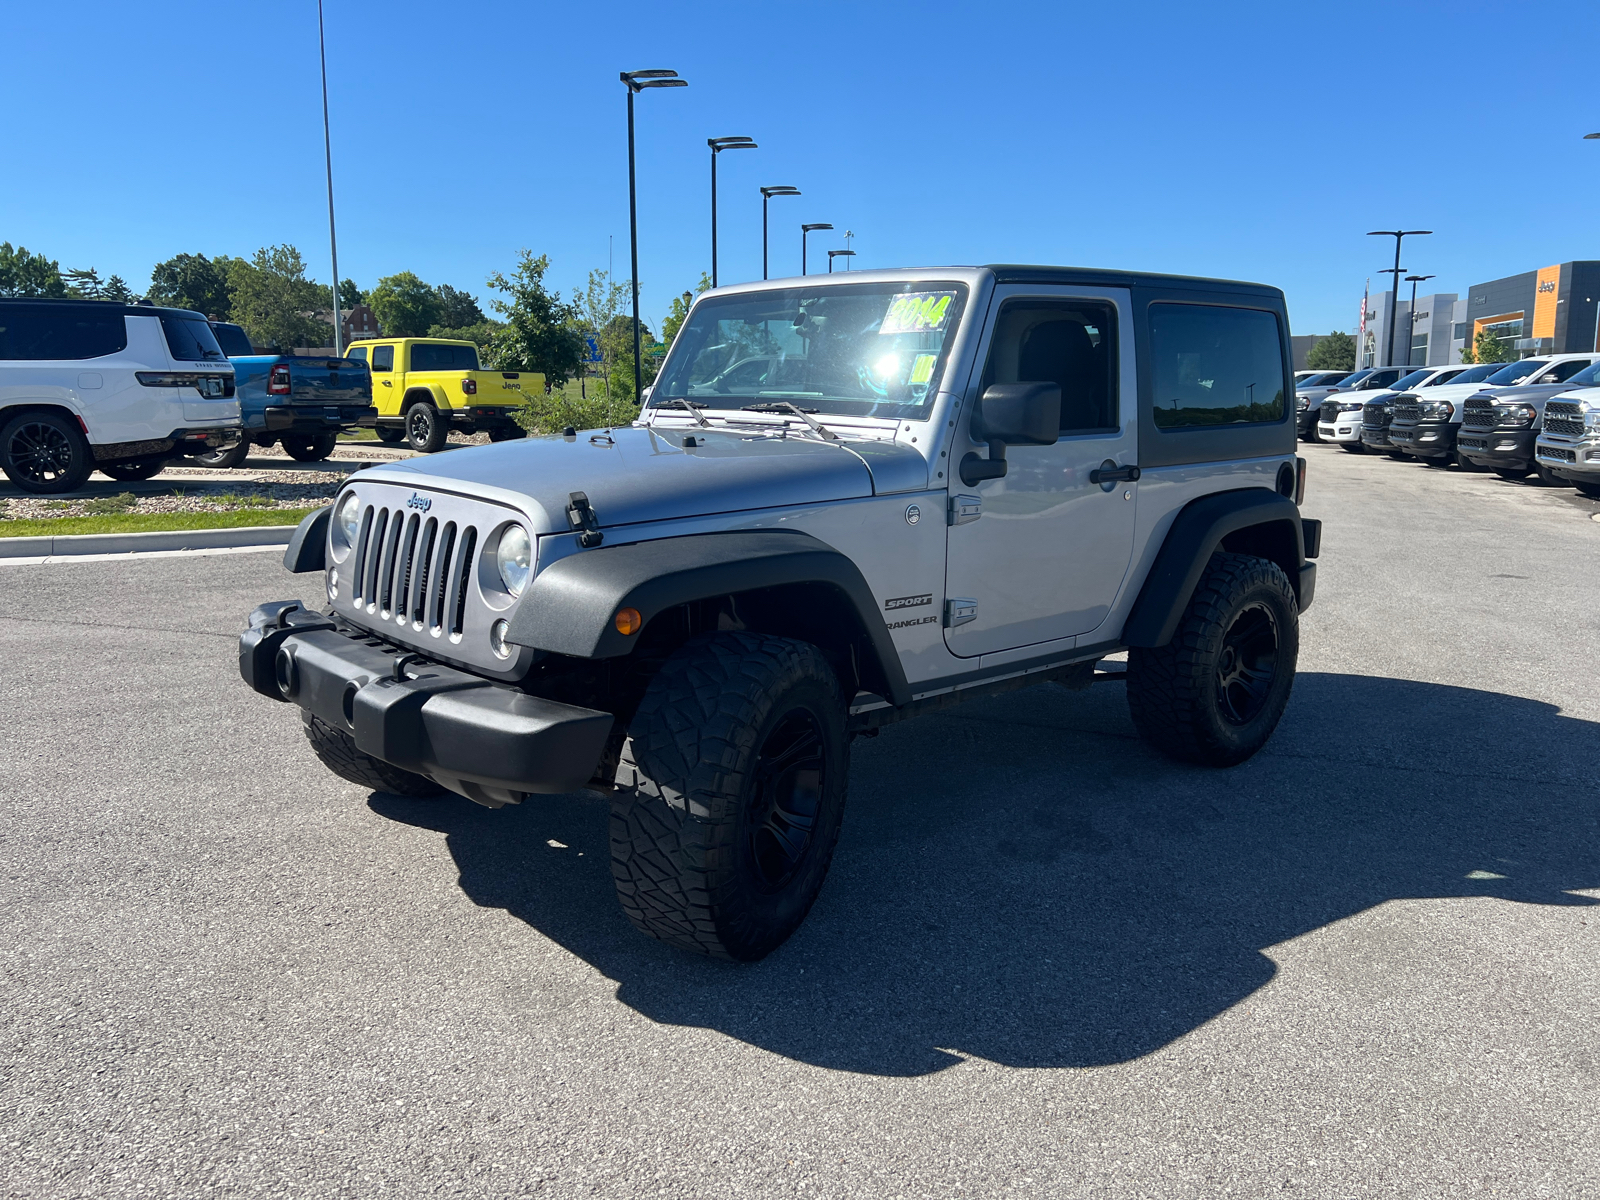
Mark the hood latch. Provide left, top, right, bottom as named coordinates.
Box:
left=567, top=491, right=604, bottom=548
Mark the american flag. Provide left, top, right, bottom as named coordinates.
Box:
left=1358, top=279, right=1369, bottom=340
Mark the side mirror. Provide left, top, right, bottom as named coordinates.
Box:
left=961, top=382, right=1060, bottom=485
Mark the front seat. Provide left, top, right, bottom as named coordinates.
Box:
left=1018, top=320, right=1107, bottom=431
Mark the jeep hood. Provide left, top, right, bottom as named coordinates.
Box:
left=362, top=425, right=926, bottom=535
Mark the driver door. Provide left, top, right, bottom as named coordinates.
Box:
left=943, top=286, right=1138, bottom=657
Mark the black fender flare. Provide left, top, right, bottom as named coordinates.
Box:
left=1123, top=489, right=1316, bottom=648
left=504, top=529, right=912, bottom=706
left=283, top=505, right=330, bottom=573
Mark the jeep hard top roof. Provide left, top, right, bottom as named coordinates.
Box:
left=983, top=264, right=1282, bottom=300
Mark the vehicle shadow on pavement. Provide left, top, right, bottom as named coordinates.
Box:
left=369, top=672, right=1600, bottom=1077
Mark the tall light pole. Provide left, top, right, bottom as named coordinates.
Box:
left=708, top=137, right=756, bottom=288
left=621, top=70, right=688, bottom=406
left=760, top=186, right=800, bottom=280
left=1586, top=135, right=1599, bottom=349
left=1368, top=229, right=1431, bottom=366
left=828, top=250, right=855, bottom=273
left=316, top=0, right=342, bottom=356
left=801, top=223, right=832, bottom=276
left=1404, top=274, right=1434, bottom=366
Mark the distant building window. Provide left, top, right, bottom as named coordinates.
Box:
left=1148, top=303, right=1286, bottom=429
left=1453, top=322, right=1469, bottom=341
left=1482, top=318, right=1523, bottom=344
left=1411, top=333, right=1428, bottom=365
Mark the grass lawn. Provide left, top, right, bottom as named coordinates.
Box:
left=0, top=506, right=320, bottom=539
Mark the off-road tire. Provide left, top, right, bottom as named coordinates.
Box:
left=405, top=403, right=449, bottom=453
left=1, top=410, right=92, bottom=494
left=1126, top=552, right=1299, bottom=767
left=375, top=426, right=405, bottom=444
left=98, top=456, right=167, bottom=481
left=192, top=439, right=252, bottom=468
left=609, top=631, right=849, bottom=962
left=281, top=432, right=338, bottom=462
left=301, top=711, right=445, bottom=797
left=1340, top=441, right=1366, bottom=454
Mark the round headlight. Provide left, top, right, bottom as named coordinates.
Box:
left=335, top=491, right=362, bottom=546
left=496, top=525, right=531, bottom=597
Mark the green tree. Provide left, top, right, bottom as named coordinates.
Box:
left=1305, top=330, right=1356, bottom=372
left=367, top=271, right=441, bottom=337
left=1470, top=328, right=1516, bottom=364
left=103, top=275, right=133, bottom=303
left=427, top=319, right=503, bottom=347
left=661, top=272, right=712, bottom=347
left=485, top=251, right=585, bottom=387
left=227, top=245, right=327, bottom=351
left=148, top=253, right=232, bottom=317
left=434, top=284, right=484, bottom=328
left=338, top=278, right=366, bottom=307
left=0, top=243, right=67, bottom=297
left=63, top=267, right=109, bottom=298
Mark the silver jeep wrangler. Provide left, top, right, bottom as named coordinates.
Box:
left=240, top=266, right=1320, bottom=961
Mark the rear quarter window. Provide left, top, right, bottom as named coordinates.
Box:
left=158, top=313, right=227, bottom=362
left=410, top=343, right=480, bottom=371
left=1148, top=303, right=1286, bottom=429
left=0, top=304, right=128, bottom=360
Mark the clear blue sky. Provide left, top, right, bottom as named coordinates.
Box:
left=4, top=0, right=1597, bottom=335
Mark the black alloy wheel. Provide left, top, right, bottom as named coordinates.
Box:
left=744, top=708, right=827, bottom=894
left=375, top=426, right=405, bottom=443
left=1, top=412, right=91, bottom=494
left=98, top=456, right=167, bottom=482
left=1214, top=602, right=1279, bottom=727
left=280, top=432, right=338, bottom=462
left=192, top=439, right=252, bottom=469
left=406, top=404, right=449, bottom=452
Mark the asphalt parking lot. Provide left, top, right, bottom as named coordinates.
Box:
left=4, top=443, right=1598, bottom=1199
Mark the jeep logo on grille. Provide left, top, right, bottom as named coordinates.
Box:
left=406, top=493, right=432, bottom=512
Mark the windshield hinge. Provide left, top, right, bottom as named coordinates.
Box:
left=567, top=491, right=604, bottom=548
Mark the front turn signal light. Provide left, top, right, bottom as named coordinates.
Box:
left=615, top=607, right=642, bottom=636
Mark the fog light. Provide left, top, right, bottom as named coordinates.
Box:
left=1497, top=441, right=1520, bottom=451
left=490, top=619, right=512, bottom=659
left=327, top=565, right=338, bottom=601
left=614, top=607, right=642, bottom=636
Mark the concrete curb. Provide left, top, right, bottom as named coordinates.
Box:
left=0, top=523, right=295, bottom=559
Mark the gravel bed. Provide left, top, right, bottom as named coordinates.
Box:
left=0, top=469, right=346, bottom=521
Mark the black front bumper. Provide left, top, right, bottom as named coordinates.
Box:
left=1296, top=408, right=1318, bottom=437
left=263, top=404, right=379, bottom=433
left=1360, top=423, right=1394, bottom=450
left=1456, top=427, right=1535, bottom=470
left=239, top=602, right=614, bottom=806
left=1387, top=420, right=1455, bottom=459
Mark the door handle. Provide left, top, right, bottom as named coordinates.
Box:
left=1089, top=460, right=1140, bottom=485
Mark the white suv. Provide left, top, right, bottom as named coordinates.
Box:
left=0, top=299, right=242, bottom=493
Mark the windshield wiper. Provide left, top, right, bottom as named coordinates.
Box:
left=653, top=398, right=709, bottom=427
left=741, top=401, right=838, bottom=441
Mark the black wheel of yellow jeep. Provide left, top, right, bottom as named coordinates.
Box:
left=375, top=426, right=405, bottom=444
left=98, top=455, right=167, bottom=481
left=610, top=632, right=849, bottom=961
left=405, top=403, right=449, bottom=453
left=301, top=712, right=446, bottom=798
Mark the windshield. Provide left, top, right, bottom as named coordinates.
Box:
left=1487, top=359, right=1546, bottom=386
left=1334, top=369, right=1372, bottom=389
left=1391, top=369, right=1432, bottom=390
left=1447, top=363, right=1501, bottom=385
left=651, top=281, right=969, bottom=420
left=159, top=312, right=226, bottom=361
left=209, top=322, right=254, bottom=357
left=1564, top=361, right=1600, bottom=387
left=1296, top=372, right=1341, bottom=389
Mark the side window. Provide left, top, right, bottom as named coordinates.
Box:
left=345, top=345, right=368, bottom=362
left=0, top=304, right=128, bottom=360
left=980, top=299, right=1117, bottom=433
left=371, top=345, right=394, bottom=372
left=1148, top=304, right=1285, bottom=429
left=1547, top=358, right=1594, bottom=383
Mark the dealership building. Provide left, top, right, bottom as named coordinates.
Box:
left=1355, top=260, right=1600, bottom=368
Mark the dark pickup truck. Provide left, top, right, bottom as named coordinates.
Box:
left=197, top=322, right=376, bottom=466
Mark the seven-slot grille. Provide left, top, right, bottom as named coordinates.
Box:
left=1543, top=401, right=1585, bottom=438
left=1462, top=399, right=1495, bottom=429
left=351, top=503, right=480, bottom=637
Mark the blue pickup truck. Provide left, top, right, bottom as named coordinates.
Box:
left=196, top=322, right=376, bottom=466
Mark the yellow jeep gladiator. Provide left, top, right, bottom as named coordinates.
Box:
left=345, top=337, right=543, bottom=452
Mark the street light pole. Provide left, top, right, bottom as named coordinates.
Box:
left=1404, top=274, right=1434, bottom=366
left=621, top=69, right=688, bottom=407
left=1368, top=229, right=1431, bottom=366
left=1586, top=135, right=1599, bottom=348
left=707, top=138, right=756, bottom=288
left=760, top=186, right=800, bottom=280
left=801, top=223, right=832, bottom=276
left=316, top=0, right=342, bottom=357
left=827, top=250, right=855, bottom=273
